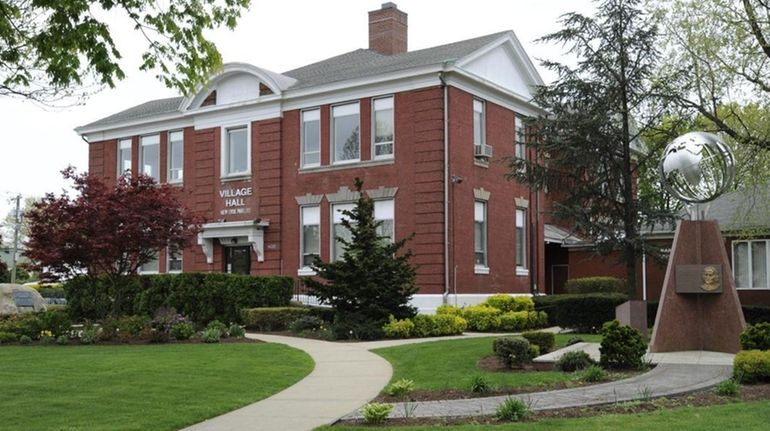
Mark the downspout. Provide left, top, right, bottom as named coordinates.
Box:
left=440, top=68, right=450, bottom=304
left=642, top=252, right=648, bottom=301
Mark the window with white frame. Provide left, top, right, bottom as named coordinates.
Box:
left=474, top=201, right=487, bottom=268
left=139, top=252, right=160, bottom=274
left=332, top=203, right=356, bottom=261
left=516, top=208, right=527, bottom=270
left=332, top=103, right=360, bottom=163
left=167, top=247, right=182, bottom=273
left=473, top=99, right=485, bottom=145
left=118, top=139, right=132, bottom=176
left=515, top=117, right=525, bottom=160
left=168, top=131, right=184, bottom=183
left=733, top=240, right=769, bottom=289
left=140, top=134, right=160, bottom=181
left=300, top=206, right=320, bottom=268
left=302, top=109, right=321, bottom=167
left=373, top=97, right=394, bottom=159
left=374, top=199, right=395, bottom=242
left=224, top=126, right=249, bottom=176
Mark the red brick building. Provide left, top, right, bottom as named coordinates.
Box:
left=77, top=3, right=552, bottom=312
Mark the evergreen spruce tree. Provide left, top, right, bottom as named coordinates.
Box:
left=304, top=178, right=417, bottom=339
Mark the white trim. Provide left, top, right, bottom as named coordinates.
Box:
left=300, top=205, right=321, bottom=273
left=474, top=265, right=490, bottom=275
left=299, top=158, right=394, bottom=174
left=166, top=247, right=183, bottom=274
left=732, top=239, right=770, bottom=289
left=198, top=220, right=269, bottom=263
left=297, top=268, right=317, bottom=276
left=220, top=123, right=251, bottom=178
left=196, top=99, right=281, bottom=131
left=301, top=108, right=321, bottom=168
left=167, top=130, right=184, bottom=184
left=372, top=95, right=395, bottom=160
left=444, top=70, right=547, bottom=117
left=139, top=134, right=161, bottom=181
left=331, top=101, right=361, bottom=165
left=516, top=268, right=530, bottom=277
left=455, top=31, right=544, bottom=86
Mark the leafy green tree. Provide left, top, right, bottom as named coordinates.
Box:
left=304, top=178, right=418, bottom=340
left=511, top=0, right=675, bottom=298
left=0, top=0, right=249, bottom=103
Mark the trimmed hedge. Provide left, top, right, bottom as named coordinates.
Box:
left=734, top=350, right=770, bottom=383
left=241, top=307, right=310, bottom=331
left=533, top=293, right=628, bottom=332
left=65, top=273, right=293, bottom=324
left=565, top=277, right=626, bottom=294
left=383, top=313, right=467, bottom=338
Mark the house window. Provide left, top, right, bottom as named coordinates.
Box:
left=515, top=117, right=525, bottom=160
left=332, top=102, right=360, bottom=164
left=139, top=252, right=160, bottom=274
left=223, top=126, right=249, bottom=176
left=373, top=96, right=394, bottom=159
left=167, top=248, right=182, bottom=273
left=117, top=139, right=132, bottom=176
left=733, top=240, right=769, bottom=289
left=140, top=134, right=160, bottom=181
left=374, top=199, right=395, bottom=242
left=302, top=109, right=321, bottom=167
left=168, top=131, right=184, bottom=183
left=474, top=201, right=487, bottom=270
left=332, top=203, right=356, bottom=261
left=473, top=99, right=485, bottom=145
left=516, top=208, right=527, bottom=272
left=300, top=206, right=320, bottom=268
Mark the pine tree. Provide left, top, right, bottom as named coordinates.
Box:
left=304, top=178, right=417, bottom=339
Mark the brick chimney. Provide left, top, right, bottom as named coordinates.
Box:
left=368, top=2, right=408, bottom=55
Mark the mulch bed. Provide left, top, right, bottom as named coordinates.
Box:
left=337, top=383, right=770, bottom=427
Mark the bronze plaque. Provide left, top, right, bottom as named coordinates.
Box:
left=675, top=265, right=723, bottom=294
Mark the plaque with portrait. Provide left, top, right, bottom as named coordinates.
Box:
left=675, top=264, right=723, bottom=294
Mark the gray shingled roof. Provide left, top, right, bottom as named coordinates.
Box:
left=80, top=31, right=509, bottom=131
left=708, top=186, right=770, bottom=232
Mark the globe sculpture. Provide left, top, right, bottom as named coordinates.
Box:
left=659, top=131, right=735, bottom=204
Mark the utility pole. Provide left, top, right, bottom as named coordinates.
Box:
left=10, top=194, right=21, bottom=284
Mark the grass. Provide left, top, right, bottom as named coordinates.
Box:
left=372, top=334, right=601, bottom=391
left=0, top=343, right=313, bottom=431
left=319, top=399, right=770, bottom=430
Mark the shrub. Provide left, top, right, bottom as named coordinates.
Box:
left=40, top=332, right=55, bottom=344
left=145, top=328, right=170, bottom=343
left=170, top=322, right=195, bottom=340
left=533, top=293, right=628, bottom=332
left=715, top=379, right=740, bottom=396
left=463, top=305, right=502, bottom=331
left=1, top=313, right=44, bottom=339
left=499, top=311, right=529, bottom=331
left=743, top=305, right=770, bottom=325
left=495, top=397, right=529, bottom=421
left=289, top=315, right=325, bottom=333
left=206, top=320, right=228, bottom=335
left=600, top=320, right=647, bottom=369
left=485, top=294, right=517, bottom=312
left=100, top=315, right=150, bottom=341
left=527, top=344, right=541, bottom=358
left=581, top=365, right=607, bottom=382
left=386, top=378, right=415, bottom=397
left=522, top=331, right=555, bottom=354
left=331, top=312, right=384, bottom=341
left=201, top=328, right=222, bottom=343
left=432, top=314, right=467, bottom=336
left=566, top=336, right=585, bottom=346
left=734, top=350, right=770, bottom=383
left=565, top=277, right=626, bottom=294
left=0, top=331, right=18, bottom=343
left=436, top=304, right=462, bottom=316
left=412, top=314, right=437, bottom=337
left=383, top=315, right=415, bottom=338
left=493, top=336, right=532, bottom=368
left=38, top=310, right=72, bottom=338
left=555, top=350, right=596, bottom=372
left=19, top=335, right=32, bottom=344
left=361, top=402, right=393, bottom=424
left=80, top=324, right=100, bottom=344
left=470, top=375, right=493, bottom=394
left=241, top=307, right=310, bottom=332
left=56, top=335, right=68, bottom=345
left=740, top=322, right=770, bottom=351
left=228, top=323, right=245, bottom=338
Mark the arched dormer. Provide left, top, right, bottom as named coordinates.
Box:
left=181, top=62, right=297, bottom=111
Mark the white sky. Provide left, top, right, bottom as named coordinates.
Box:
left=0, top=0, right=596, bottom=225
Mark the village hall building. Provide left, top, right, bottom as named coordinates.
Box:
left=76, top=3, right=590, bottom=312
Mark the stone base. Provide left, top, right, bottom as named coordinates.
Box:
left=616, top=300, right=648, bottom=339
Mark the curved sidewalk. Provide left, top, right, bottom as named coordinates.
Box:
left=182, top=333, right=392, bottom=431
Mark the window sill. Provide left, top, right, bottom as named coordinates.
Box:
left=736, top=287, right=770, bottom=290
left=516, top=267, right=529, bottom=277
left=220, top=174, right=252, bottom=183
left=297, top=268, right=317, bottom=276
left=474, top=265, right=490, bottom=275
left=473, top=159, right=490, bottom=168
left=299, top=158, right=395, bottom=174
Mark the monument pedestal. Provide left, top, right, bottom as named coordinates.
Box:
left=649, top=220, right=745, bottom=353
left=616, top=300, right=648, bottom=339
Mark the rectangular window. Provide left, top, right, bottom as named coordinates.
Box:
left=302, top=109, right=321, bottom=167
left=734, top=240, right=769, bottom=289
left=332, top=103, right=360, bottom=163
left=332, top=203, right=356, bottom=261
left=374, top=199, right=395, bottom=242
left=140, top=135, right=160, bottom=181
left=473, top=99, right=485, bottom=145
left=373, top=97, right=394, bottom=159
left=118, top=139, right=132, bottom=176
left=515, top=117, right=525, bottom=160
left=474, top=201, right=487, bottom=268
left=516, top=208, right=527, bottom=269
left=168, top=131, right=184, bottom=183
left=224, top=126, right=249, bottom=176
left=139, top=252, right=160, bottom=274
left=167, top=248, right=182, bottom=273
left=301, top=206, right=320, bottom=268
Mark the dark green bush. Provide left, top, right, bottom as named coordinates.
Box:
left=241, top=307, right=310, bottom=331
left=0, top=331, right=18, bottom=343
left=521, top=331, right=555, bottom=354
left=740, top=322, right=770, bottom=350
left=493, top=336, right=532, bottom=368
left=38, top=310, right=72, bottom=337
left=288, top=315, right=325, bottom=333
left=201, top=327, right=221, bottom=343
left=743, top=305, right=770, bottom=324
left=533, top=293, right=628, bottom=332
left=100, top=315, right=151, bottom=341
left=0, top=314, right=44, bottom=339
left=554, top=350, right=596, bottom=372
left=565, top=277, right=626, bottom=294
left=600, top=320, right=647, bottom=369
left=332, top=312, right=384, bottom=340
left=170, top=322, right=194, bottom=340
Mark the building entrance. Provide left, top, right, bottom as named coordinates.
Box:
left=224, top=246, right=251, bottom=274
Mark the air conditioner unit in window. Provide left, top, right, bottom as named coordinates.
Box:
left=474, top=144, right=493, bottom=159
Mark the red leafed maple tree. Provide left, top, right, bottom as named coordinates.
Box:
left=25, top=167, right=202, bottom=282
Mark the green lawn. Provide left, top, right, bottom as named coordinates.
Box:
left=0, top=343, right=313, bottom=431
left=321, top=400, right=770, bottom=430
left=373, top=334, right=602, bottom=391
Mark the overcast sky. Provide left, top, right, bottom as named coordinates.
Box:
left=0, top=0, right=597, bottom=224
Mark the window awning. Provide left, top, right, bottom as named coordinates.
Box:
left=197, top=220, right=269, bottom=264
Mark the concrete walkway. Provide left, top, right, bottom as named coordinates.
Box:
left=181, top=334, right=392, bottom=431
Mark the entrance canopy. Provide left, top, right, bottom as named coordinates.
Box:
left=544, top=224, right=582, bottom=245
left=197, top=220, right=269, bottom=264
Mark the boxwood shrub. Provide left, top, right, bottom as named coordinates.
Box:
left=565, top=277, right=626, bottom=294
left=533, top=293, right=628, bottom=332
left=241, top=307, right=310, bottom=331
left=734, top=350, right=770, bottom=383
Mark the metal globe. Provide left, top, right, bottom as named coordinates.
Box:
left=659, top=132, right=735, bottom=204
